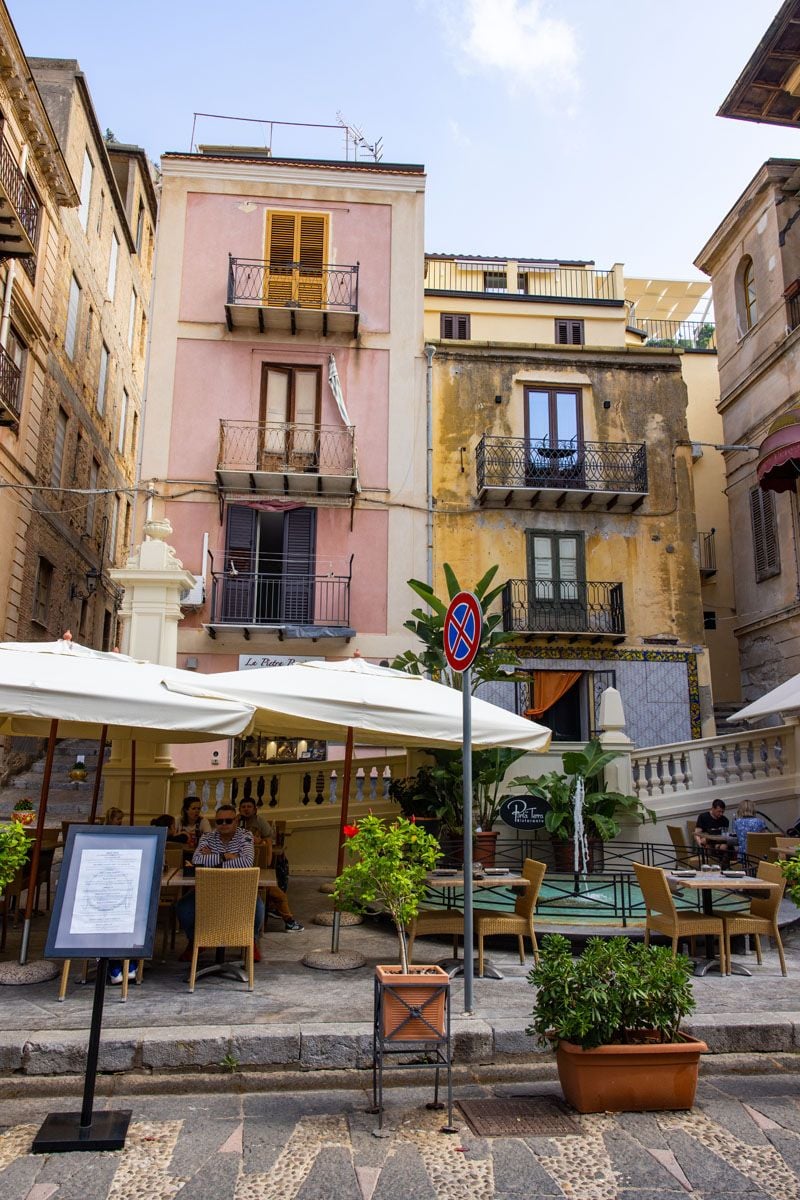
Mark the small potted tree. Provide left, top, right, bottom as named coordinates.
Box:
left=529, top=934, right=707, bottom=1113
left=512, top=740, right=654, bottom=871
left=334, top=814, right=450, bottom=1040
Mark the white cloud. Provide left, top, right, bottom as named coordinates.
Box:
left=436, top=0, right=580, bottom=96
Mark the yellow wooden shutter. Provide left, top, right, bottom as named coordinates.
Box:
left=265, top=212, right=296, bottom=305
left=297, top=214, right=327, bottom=308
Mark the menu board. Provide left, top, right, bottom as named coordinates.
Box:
left=45, top=826, right=166, bottom=959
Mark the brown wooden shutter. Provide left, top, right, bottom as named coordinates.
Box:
left=222, top=505, right=257, bottom=621
left=440, top=313, right=470, bottom=339
left=555, top=319, right=583, bottom=345
left=750, top=487, right=780, bottom=581
left=282, top=507, right=316, bottom=622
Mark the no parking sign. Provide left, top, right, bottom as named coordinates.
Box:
left=443, top=591, right=482, bottom=673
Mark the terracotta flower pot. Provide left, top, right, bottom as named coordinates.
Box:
left=555, top=1032, right=708, bottom=1113
left=551, top=836, right=605, bottom=873
left=375, top=964, right=449, bottom=1041
left=12, top=810, right=35, bottom=826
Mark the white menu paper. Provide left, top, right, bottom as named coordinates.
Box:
left=70, top=848, right=142, bottom=934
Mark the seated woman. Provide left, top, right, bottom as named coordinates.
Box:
left=732, top=798, right=768, bottom=862
left=103, top=807, right=124, bottom=826
left=176, top=794, right=211, bottom=849
left=150, top=813, right=189, bottom=844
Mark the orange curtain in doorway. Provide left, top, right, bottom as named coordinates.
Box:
left=525, top=670, right=581, bottom=719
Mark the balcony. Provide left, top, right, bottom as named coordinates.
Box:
left=207, top=567, right=353, bottom=640
left=698, top=529, right=717, bottom=577
left=502, top=579, right=625, bottom=641
left=424, top=257, right=619, bottom=305
left=216, top=420, right=358, bottom=503
left=0, top=342, right=21, bottom=427
left=636, top=319, right=716, bottom=352
left=225, top=256, right=359, bottom=337
left=476, top=436, right=648, bottom=512
left=0, top=135, right=39, bottom=258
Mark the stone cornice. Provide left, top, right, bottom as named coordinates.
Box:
left=161, top=154, right=426, bottom=194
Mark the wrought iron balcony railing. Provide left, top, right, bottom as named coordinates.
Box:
left=698, top=529, right=717, bottom=576
left=0, top=342, right=21, bottom=426
left=217, top=420, right=358, bottom=497
left=209, top=569, right=351, bottom=628
left=0, top=134, right=39, bottom=250
left=476, top=436, right=648, bottom=501
left=227, top=256, right=359, bottom=312
left=637, top=319, right=716, bottom=351
left=502, top=578, right=625, bottom=637
left=788, top=295, right=800, bottom=333
left=424, top=257, right=618, bottom=302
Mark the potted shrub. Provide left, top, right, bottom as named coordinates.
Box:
left=528, top=933, right=707, bottom=1113
left=0, top=819, right=31, bottom=895
left=512, top=740, right=654, bottom=871
left=333, top=813, right=450, bottom=1040
left=11, top=798, right=36, bottom=827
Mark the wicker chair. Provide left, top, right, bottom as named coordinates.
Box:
left=775, top=836, right=800, bottom=859
left=721, top=860, right=787, bottom=976
left=667, top=825, right=701, bottom=869
left=634, top=862, right=728, bottom=974
left=407, top=908, right=464, bottom=961
left=745, top=832, right=777, bottom=862
left=189, top=867, right=260, bottom=992
left=475, top=859, right=546, bottom=978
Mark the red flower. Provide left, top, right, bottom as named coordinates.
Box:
left=410, top=815, right=417, bottom=823
left=343, top=824, right=359, bottom=838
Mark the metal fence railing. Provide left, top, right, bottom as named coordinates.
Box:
left=218, top=420, right=357, bottom=478
left=476, top=436, right=648, bottom=495
left=0, top=134, right=39, bottom=248
left=502, top=578, right=625, bottom=636
left=210, top=568, right=351, bottom=628
left=698, top=529, right=716, bottom=575
left=638, top=318, right=716, bottom=351
left=0, top=341, right=21, bottom=425
left=227, top=256, right=359, bottom=312
left=424, top=258, right=618, bottom=301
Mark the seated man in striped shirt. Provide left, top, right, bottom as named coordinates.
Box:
left=176, top=803, right=266, bottom=962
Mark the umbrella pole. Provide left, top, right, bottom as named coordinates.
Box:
left=20, top=718, right=58, bottom=965
left=331, top=726, right=354, bottom=954
left=129, top=740, right=136, bottom=826
left=88, top=725, right=108, bottom=824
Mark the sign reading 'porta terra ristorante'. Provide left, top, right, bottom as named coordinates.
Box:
left=499, top=794, right=552, bottom=830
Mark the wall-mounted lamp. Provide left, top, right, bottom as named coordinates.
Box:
left=70, top=566, right=103, bottom=602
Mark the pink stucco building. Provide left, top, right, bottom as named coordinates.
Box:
left=137, top=148, right=427, bottom=684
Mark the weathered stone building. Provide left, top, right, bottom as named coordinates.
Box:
left=425, top=256, right=715, bottom=745
left=16, top=59, right=157, bottom=648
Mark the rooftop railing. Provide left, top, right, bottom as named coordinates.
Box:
left=424, top=257, right=618, bottom=302
left=637, top=318, right=716, bottom=351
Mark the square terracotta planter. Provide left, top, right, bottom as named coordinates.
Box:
left=375, top=964, right=449, bottom=1041
left=555, top=1032, right=708, bottom=1113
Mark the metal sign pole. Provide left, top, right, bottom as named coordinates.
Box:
left=462, top=667, right=474, bottom=1014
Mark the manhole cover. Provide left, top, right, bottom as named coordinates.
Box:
left=457, top=1097, right=580, bottom=1137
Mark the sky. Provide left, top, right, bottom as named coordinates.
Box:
left=10, top=1, right=800, bottom=281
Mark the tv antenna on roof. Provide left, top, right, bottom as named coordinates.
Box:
left=336, top=112, right=383, bottom=162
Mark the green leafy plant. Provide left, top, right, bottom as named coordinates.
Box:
left=528, top=934, right=696, bottom=1050
left=0, top=821, right=30, bottom=892
left=512, top=739, right=654, bottom=843
left=391, top=563, right=517, bottom=693
left=390, top=746, right=528, bottom=835
left=780, top=853, right=800, bottom=907
left=219, top=1052, right=240, bottom=1073
left=12, top=798, right=33, bottom=812
left=333, top=814, right=442, bottom=972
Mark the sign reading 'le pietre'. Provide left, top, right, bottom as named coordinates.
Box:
left=499, top=794, right=552, bottom=830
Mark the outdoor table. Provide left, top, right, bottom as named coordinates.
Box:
left=161, top=867, right=276, bottom=983
left=423, top=871, right=529, bottom=980
left=777, top=842, right=800, bottom=860
left=666, top=870, right=781, bottom=977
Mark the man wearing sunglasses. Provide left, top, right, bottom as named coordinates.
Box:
left=176, top=803, right=265, bottom=961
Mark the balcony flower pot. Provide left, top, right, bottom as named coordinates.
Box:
left=555, top=1032, right=707, bottom=1114
left=375, top=963, right=450, bottom=1041
left=529, top=934, right=704, bottom=1114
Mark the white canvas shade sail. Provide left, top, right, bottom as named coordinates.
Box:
left=729, top=675, right=800, bottom=724
left=0, top=640, right=255, bottom=742
left=172, top=657, right=552, bottom=751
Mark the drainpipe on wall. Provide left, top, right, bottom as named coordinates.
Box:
left=424, top=343, right=435, bottom=591
left=0, top=145, right=24, bottom=350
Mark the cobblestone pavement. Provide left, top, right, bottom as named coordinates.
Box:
left=4, top=1072, right=800, bottom=1199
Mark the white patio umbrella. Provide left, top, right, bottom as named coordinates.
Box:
left=0, top=638, right=256, bottom=963
left=728, top=675, right=800, bottom=724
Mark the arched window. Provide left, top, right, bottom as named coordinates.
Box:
left=736, top=255, right=758, bottom=334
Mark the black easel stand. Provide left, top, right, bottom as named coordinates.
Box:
left=33, top=958, right=131, bottom=1153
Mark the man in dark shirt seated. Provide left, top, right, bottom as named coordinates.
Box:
left=175, top=803, right=266, bottom=962
left=694, top=799, right=733, bottom=866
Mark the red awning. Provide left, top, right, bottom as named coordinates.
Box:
left=757, top=411, right=800, bottom=494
